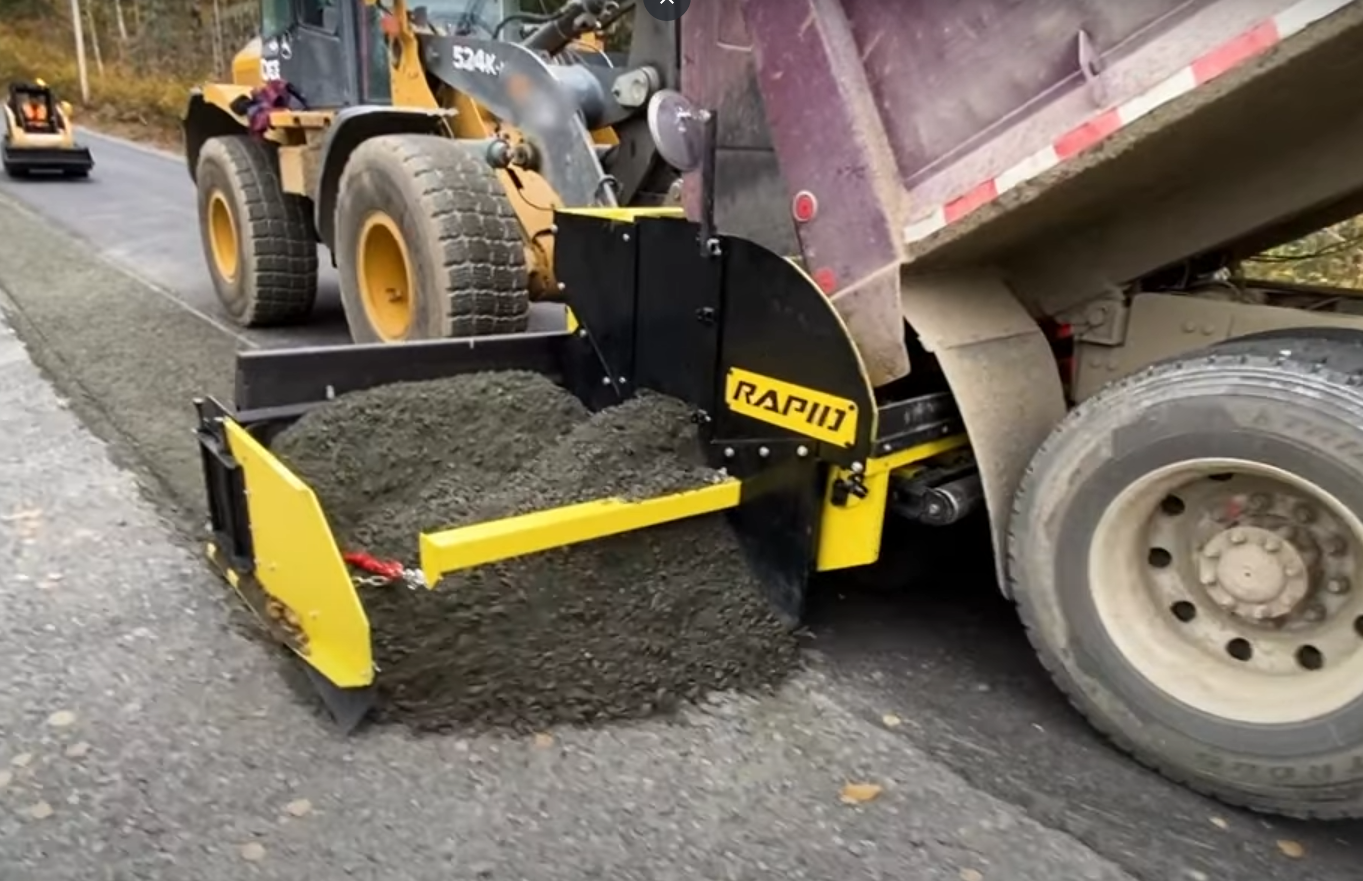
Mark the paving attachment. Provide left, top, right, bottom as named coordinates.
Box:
left=194, top=208, right=969, bottom=731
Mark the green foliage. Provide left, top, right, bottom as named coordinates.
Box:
left=1242, top=216, right=1363, bottom=289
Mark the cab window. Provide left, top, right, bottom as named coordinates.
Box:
left=260, top=0, right=291, bottom=37
left=297, top=0, right=341, bottom=32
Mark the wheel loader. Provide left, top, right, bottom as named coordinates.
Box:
left=182, top=0, right=678, bottom=343
left=196, top=0, right=1363, bottom=819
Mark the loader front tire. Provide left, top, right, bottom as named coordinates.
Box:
left=334, top=134, right=529, bottom=343
left=1009, top=332, right=1363, bottom=819
left=195, top=135, right=318, bottom=327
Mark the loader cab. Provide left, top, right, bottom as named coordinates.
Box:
left=257, top=0, right=511, bottom=109
left=8, top=83, right=59, bottom=134
left=258, top=0, right=383, bottom=108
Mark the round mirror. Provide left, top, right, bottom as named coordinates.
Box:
left=647, top=89, right=709, bottom=173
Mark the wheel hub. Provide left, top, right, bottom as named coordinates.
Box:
left=1088, top=458, right=1363, bottom=726
left=356, top=211, right=415, bottom=341
left=1198, top=525, right=1308, bottom=619
left=207, top=190, right=239, bottom=283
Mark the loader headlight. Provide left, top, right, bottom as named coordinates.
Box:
left=647, top=89, right=708, bottom=173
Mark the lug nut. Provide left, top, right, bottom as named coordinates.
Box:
left=1328, top=536, right=1349, bottom=556
left=1294, top=505, right=1317, bottom=524
left=1201, top=544, right=1221, bottom=559
left=1304, top=604, right=1326, bottom=622
left=1264, top=537, right=1282, bottom=552
left=1328, top=577, right=1351, bottom=595
left=1285, top=563, right=1303, bottom=577
left=1230, top=530, right=1247, bottom=545
left=1200, top=572, right=1218, bottom=586
left=1250, top=493, right=1272, bottom=511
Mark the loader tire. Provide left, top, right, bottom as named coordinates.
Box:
left=195, top=135, right=318, bottom=327
left=333, top=134, right=529, bottom=343
left=1009, top=331, right=1363, bottom=819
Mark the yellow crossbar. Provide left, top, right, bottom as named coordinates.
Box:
left=418, top=479, right=743, bottom=586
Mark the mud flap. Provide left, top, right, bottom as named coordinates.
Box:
left=898, top=270, right=1068, bottom=589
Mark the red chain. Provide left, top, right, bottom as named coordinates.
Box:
left=342, top=551, right=405, bottom=580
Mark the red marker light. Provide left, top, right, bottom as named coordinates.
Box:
left=792, top=191, right=818, bottom=223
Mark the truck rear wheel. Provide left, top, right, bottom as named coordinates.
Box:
left=333, top=134, right=529, bottom=343
left=195, top=135, right=318, bottom=327
left=1009, top=331, right=1363, bottom=818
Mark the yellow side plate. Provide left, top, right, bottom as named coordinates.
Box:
left=221, top=420, right=374, bottom=688
left=815, top=435, right=971, bottom=572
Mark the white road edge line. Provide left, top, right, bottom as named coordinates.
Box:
left=0, top=189, right=259, bottom=349
left=76, top=126, right=183, bottom=163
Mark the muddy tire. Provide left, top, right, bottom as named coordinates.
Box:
left=333, top=134, right=528, bottom=343
left=195, top=135, right=318, bottom=327
left=1009, top=331, right=1363, bottom=818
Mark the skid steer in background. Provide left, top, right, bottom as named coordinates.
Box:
left=196, top=0, right=1363, bottom=819
left=2, top=80, right=93, bottom=178
left=182, top=0, right=678, bottom=343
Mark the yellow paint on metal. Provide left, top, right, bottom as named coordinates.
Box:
left=418, top=479, right=743, bottom=586
left=388, top=0, right=441, bottom=109
left=565, top=307, right=579, bottom=334
left=815, top=435, right=971, bottom=572
left=220, top=419, right=374, bottom=687
left=561, top=207, right=686, bottom=222
left=200, top=82, right=254, bottom=119
left=357, top=211, right=415, bottom=341
left=724, top=367, right=860, bottom=448
left=231, top=37, right=264, bottom=88
left=207, top=190, right=240, bottom=282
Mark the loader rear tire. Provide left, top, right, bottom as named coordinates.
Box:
left=195, top=135, right=318, bottom=327
left=334, top=134, right=529, bottom=343
left=1009, top=332, right=1363, bottom=819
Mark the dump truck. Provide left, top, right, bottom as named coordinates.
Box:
left=195, top=0, right=1363, bottom=817
left=182, top=0, right=676, bottom=341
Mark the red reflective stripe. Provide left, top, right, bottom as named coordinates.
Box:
left=1054, top=109, right=1122, bottom=159
left=1192, top=20, right=1280, bottom=84
left=944, top=180, right=998, bottom=223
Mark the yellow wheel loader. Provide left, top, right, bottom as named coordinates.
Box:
left=2, top=80, right=93, bottom=179
left=182, top=0, right=678, bottom=342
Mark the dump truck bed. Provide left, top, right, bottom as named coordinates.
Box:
left=685, top=0, right=1363, bottom=269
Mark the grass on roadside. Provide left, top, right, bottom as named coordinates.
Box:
left=0, top=25, right=197, bottom=151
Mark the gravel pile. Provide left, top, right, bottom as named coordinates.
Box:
left=273, top=373, right=800, bottom=732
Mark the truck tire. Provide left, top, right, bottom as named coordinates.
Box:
left=333, top=134, right=529, bottom=343
left=195, top=135, right=318, bottom=327
left=1009, top=331, right=1363, bottom=818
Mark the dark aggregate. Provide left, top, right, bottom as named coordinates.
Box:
left=274, top=374, right=800, bottom=732
left=270, top=371, right=591, bottom=534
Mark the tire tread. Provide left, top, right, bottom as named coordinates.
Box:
left=198, top=135, right=317, bottom=326
left=1008, top=329, right=1363, bottom=820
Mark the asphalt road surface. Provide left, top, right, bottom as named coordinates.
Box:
left=0, top=128, right=1360, bottom=879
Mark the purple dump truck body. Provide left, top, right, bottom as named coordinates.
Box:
left=681, top=0, right=1358, bottom=280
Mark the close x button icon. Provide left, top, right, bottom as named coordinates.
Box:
left=641, top=0, right=689, bottom=20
